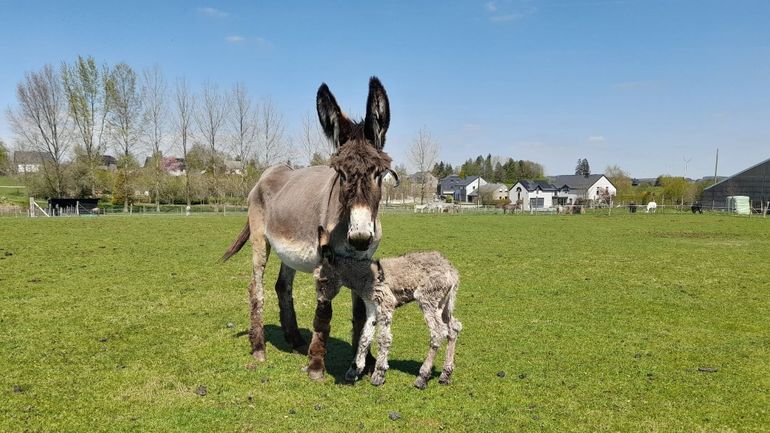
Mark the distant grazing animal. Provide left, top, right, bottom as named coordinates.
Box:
left=221, top=77, right=397, bottom=380
left=315, top=227, right=462, bottom=389
left=691, top=202, right=703, bottom=214
left=646, top=202, right=657, bottom=213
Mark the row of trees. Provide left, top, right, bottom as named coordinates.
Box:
left=605, top=164, right=708, bottom=205
left=432, top=154, right=545, bottom=185
left=5, top=56, right=332, bottom=209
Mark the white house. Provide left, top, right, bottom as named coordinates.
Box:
left=549, top=174, right=617, bottom=203
left=13, top=151, right=52, bottom=173
left=509, top=180, right=571, bottom=210
left=436, top=175, right=488, bottom=203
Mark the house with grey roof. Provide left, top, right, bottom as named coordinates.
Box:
left=509, top=180, right=571, bottom=210
left=13, top=151, right=53, bottom=174
left=477, top=183, right=510, bottom=204
left=437, top=174, right=487, bottom=203
left=548, top=174, right=617, bottom=203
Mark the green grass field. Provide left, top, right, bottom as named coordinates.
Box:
left=0, top=176, right=27, bottom=207
left=1, top=213, right=768, bottom=432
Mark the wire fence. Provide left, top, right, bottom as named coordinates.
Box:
left=2, top=201, right=768, bottom=218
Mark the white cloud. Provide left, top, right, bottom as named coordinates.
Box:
left=588, top=135, right=606, bottom=143
left=485, top=1, right=536, bottom=24
left=197, top=7, right=228, bottom=18
left=225, top=35, right=245, bottom=44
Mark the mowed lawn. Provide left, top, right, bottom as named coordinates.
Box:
left=1, top=213, right=768, bottom=432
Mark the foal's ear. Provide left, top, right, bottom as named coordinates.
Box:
left=364, top=76, right=390, bottom=150
left=317, top=83, right=351, bottom=149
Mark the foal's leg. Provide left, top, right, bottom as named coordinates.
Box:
left=274, top=263, right=306, bottom=352
left=439, top=317, right=462, bottom=385
left=370, top=306, right=394, bottom=387
left=352, top=292, right=377, bottom=373
left=440, top=289, right=462, bottom=385
left=414, top=307, right=447, bottom=390
left=306, top=278, right=340, bottom=381
left=345, top=298, right=376, bottom=383
left=247, top=214, right=270, bottom=361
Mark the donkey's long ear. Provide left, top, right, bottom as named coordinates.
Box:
left=364, top=76, right=390, bottom=150
left=317, top=83, right=350, bottom=149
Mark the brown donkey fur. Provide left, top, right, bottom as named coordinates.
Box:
left=222, top=77, right=397, bottom=380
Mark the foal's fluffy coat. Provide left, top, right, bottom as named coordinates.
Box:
left=315, top=243, right=462, bottom=389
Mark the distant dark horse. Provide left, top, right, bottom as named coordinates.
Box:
left=691, top=202, right=703, bottom=214
left=222, top=77, right=396, bottom=380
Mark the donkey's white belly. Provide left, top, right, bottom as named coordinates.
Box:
left=265, top=232, right=320, bottom=273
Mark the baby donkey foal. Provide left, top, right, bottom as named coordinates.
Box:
left=315, top=227, right=462, bottom=389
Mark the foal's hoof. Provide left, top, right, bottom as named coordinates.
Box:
left=370, top=371, right=386, bottom=387
left=414, top=376, right=428, bottom=390
left=307, top=368, right=325, bottom=381
left=252, top=350, right=266, bottom=362
left=439, top=368, right=453, bottom=385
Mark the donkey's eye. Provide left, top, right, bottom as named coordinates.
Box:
left=337, top=171, right=347, bottom=182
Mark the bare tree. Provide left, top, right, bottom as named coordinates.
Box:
left=7, top=64, right=71, bottom=197
left=61, top=55, right=111, bottom=196
left=298, top=111, right=331, bottom=166
left=256, top=96, right=287, bottom=167
left=174, top=78, right=195, bottom=206
left=141, top=65, right=168, bottom=211
left=107, top=62, right=143, bottom=211
left=195, top=81, right=228, bottom=207
left=407, top=127, right=440, bottom=204
left=229, top=82, right=258, bottom=197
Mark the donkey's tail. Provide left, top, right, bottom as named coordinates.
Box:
left=221, top=222, right=250, bottom=262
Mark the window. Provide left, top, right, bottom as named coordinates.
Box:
left=529, top=198, right=544, bottom=208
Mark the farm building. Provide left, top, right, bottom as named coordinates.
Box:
left=702, top=158, right=770, bottom=212
left=549, top=174, right=617, bottom=202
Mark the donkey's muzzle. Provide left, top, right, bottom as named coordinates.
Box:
left=348, top=232, right=373, bottom=251
left=348, top=206, right=374, bottom=251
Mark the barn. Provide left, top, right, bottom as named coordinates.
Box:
left=702, top=158, right=770, bottom=212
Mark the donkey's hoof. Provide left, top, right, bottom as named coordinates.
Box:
left=252, top=350, right=266, bottom=362
left=414, top=376, right=428, bottom=390
left=307, top=368, right=325, bottom=381
left=370, top=371, right=386, bottom=386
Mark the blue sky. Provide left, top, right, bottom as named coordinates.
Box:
left=1, top=0, right=769, bottom=178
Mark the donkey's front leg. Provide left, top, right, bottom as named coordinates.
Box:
left=306, top=278, right=339, bottom=381
left=370, top=306, right=394, bottom=387
left=345, top=298, right=376, bottom=383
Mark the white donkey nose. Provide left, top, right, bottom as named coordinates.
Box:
left=348, top=206, right=374, bottom=249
